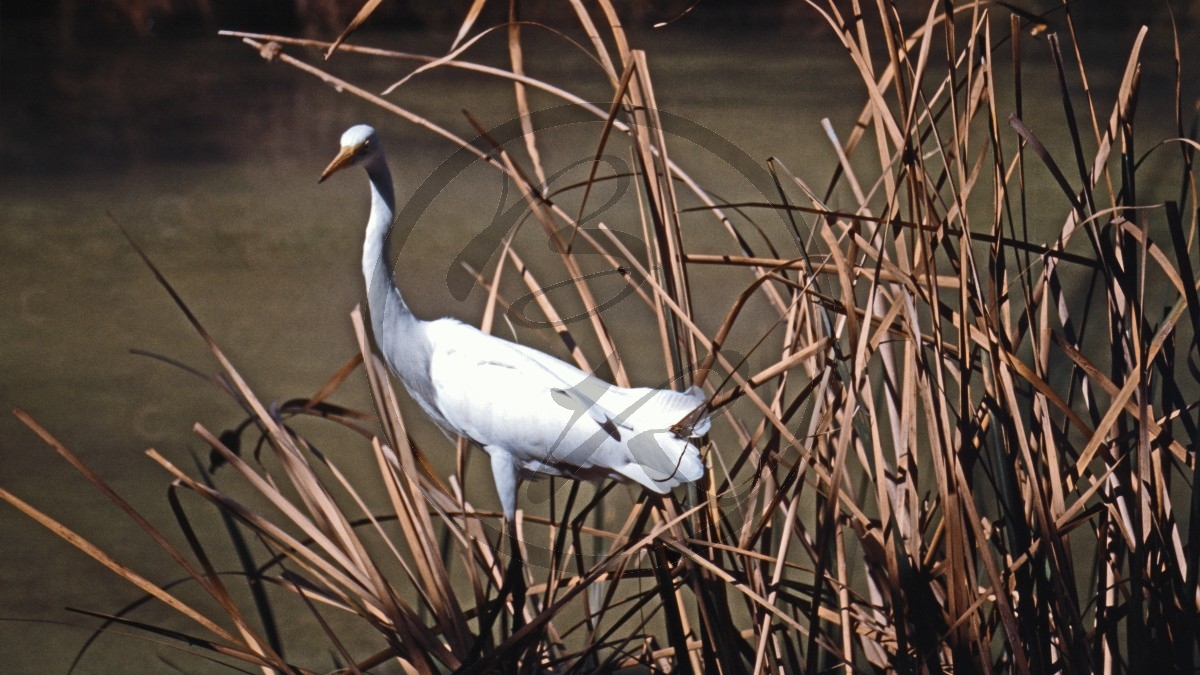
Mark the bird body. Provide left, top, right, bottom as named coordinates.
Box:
left=321, top=124, right=708, bottom=523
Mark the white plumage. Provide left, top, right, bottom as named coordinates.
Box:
left=321, top=124, right=709, bottom=525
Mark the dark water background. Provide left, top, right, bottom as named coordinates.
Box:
left=2, top=7, right=1196, bottom=672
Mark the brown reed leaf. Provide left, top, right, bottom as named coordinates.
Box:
left=324, top=0, right=384, bottom=60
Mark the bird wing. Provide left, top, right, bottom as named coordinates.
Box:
left=421, top=319, right=705, bottom=491
left=422, top=319, right=611, bottom=451
left=494, top=333, right=710, bottom=436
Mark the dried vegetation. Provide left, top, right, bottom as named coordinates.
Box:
left=6, top=0, right=1200, bottom=672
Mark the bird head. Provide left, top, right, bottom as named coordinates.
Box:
left=319, top=124, right=382, bottom=183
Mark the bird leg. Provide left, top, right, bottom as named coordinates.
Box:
left=503, top=516, right=528, bottom=631
left=463, top=516, right=528, bottom=667
left=487, top=449, right=528, bottom=628
left=465, top=451, right=529, bottom=666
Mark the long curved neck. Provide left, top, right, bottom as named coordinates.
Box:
left=362, top=157, right=421, bottom=356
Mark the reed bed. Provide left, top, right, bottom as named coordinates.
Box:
left=6, top=1, right=1199, bottom=672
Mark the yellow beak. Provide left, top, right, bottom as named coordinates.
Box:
left=319, top=145, right=358, bottom=183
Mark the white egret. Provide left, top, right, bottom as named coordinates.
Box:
left=319, top=124, right=709, bottom=533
